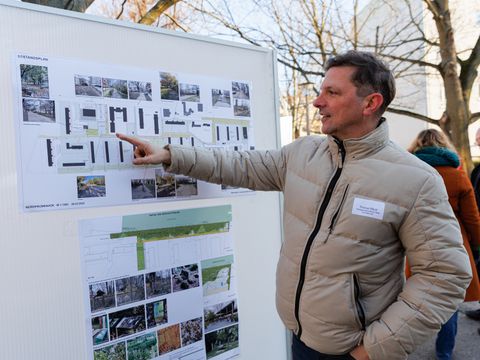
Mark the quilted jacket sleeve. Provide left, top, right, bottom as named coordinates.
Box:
left=363, top=173, right=471, bottom=360
left=164, top=145, right=287, bottom=191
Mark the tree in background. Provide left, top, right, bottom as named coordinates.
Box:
left=22, top=0, right=480, bottom=171
left=183, top=0, right=480, bottom=172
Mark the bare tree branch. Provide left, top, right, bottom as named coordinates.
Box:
left=386, top=107, right=440, bottom=125
left=139, top=0, right=182, bottom=25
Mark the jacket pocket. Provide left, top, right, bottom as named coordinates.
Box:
left=325, top=185, right=350, bottom=243
left=351, top=273, right=366, bottom=330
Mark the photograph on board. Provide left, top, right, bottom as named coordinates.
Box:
left=180, top=317, right=203, bottom=346
left=172, top=263, right=200, bottom=292
left=126, top=332, right=158, bottom=360
left=93, top=342, right=126, bottom=360
left=157, top=324, right=181, bottom=355
left=175, top=175, right=198, bottom=197
left=146, top=270, right=172, bottom=299
left=75, top=75, right=102, bottom=97
left=233, top=98, right=251, bottom=117
left=179, top=83, right=200, bottom=102
left=128, top=81, right=152, bottom=101
left=131, top=178, right=156, bottom=200
left=20, top=64, right=49, bottom=98
left=77, top=175, right=106, bottom=199
left=232, top=81, right=249, bottom=100
left=146, top=299, right=168, bottom=328
left=89, top=281, right=115, bottom=312
left=108, top=305, right=146, bottom=340
left=155, top=169, right=176, bottom=198
left=211, top=89, right=231, bottom=108
left=201, top=255, right=233, bottom=297
left=115, top=275, right=146, bottom=306
left=160, top=72, right=179, bottom=101
left=103, top=78, right=128, bottom=99
left=204, top=299, right=238, bottom=333
left=22, top=99, right=55, bottom=123
left=205, top=324, right=239, bottom=359
left=92, top=314, right=109, bottom=346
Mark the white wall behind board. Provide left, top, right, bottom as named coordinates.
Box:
left=0, top=2, right=286, bottom=359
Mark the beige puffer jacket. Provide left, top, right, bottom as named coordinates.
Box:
left=166, top=121, right=471, bottom=360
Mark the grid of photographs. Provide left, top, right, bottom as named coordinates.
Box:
left=75, top=74, right=152, bottom=101
left=130, top=171, right=199, bottom=200
left=20, top=64, right=56, bottom=123
left=89, top=258, right=239, bottom=359
left=89, top=263, right=204, bottom=355
left=201, top=255, right=239, bottom=359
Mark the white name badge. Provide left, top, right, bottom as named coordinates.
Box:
left=352, top=197, right=385, bottom=220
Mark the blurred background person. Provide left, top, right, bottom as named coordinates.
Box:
left=407, top=129, right=480, bottom=359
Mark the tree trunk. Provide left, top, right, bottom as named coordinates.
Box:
left=427, top=0, right=473, bottom=173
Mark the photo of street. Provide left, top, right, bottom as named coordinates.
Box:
left=179, top=83, right=200, bottom=102
left=102, top=78, right=128, bottom=99
left=22, top=99, right=55, bottom=123
left=211, top=89, right=231, bottom=107
left=20, top=64, right=49, bottom=98
left=175, top=176, right=198, bottom=197
left=128, top=81, right=152, bottom=101
left=77, top=175, right=106, bottom=199
left=131, top=178, right=156, bottom=200
left=75, top=75, right=102, bottom=97
left=232, top=81, right=249, bottom=100
left=160, top=72, right=179, bottom=100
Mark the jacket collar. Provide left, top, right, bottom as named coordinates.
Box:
left=327, top=118, right=390, bottom=162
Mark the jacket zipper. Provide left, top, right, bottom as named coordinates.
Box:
left=353, top=273, right=366, bottom=330
left=294, top=139, right=346, bottom=338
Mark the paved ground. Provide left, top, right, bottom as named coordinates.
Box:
left=409, top=302, right=480, bottom=360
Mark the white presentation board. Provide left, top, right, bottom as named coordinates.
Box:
left=0, top=2, right=287, bottom=359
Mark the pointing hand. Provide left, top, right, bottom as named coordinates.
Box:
left=116, top=133, right=171, bottom=166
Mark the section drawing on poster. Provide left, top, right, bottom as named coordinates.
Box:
left=80, top=205, right=240, bottom=360
left=14, top=54, right=255, bottom=212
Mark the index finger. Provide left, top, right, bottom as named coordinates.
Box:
left=116, top=133, right=145, bottom=146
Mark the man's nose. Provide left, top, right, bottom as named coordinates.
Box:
left=313, top=94, right=324, bottom=108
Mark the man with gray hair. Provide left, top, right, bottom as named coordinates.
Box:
left=118, top=51, right=471, bottom=360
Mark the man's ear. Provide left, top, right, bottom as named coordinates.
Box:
left=363, top=93, right=384, bottom=116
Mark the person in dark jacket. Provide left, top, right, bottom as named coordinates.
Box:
left=465, top=128, right=480, bottom=321
left=408, top=129, right=480, bottom=359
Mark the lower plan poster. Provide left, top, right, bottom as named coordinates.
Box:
left=79, top=205, right=239, bottom=360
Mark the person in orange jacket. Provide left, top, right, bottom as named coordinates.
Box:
left=408, top=129, right=480, bottom=359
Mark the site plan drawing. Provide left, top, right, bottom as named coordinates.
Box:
left=79, top=205, right=239, bottom=360
left=14, top=54, right=255, bottom=211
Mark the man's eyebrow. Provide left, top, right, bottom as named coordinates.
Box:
left=321, top=85, right=339, bottom=91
